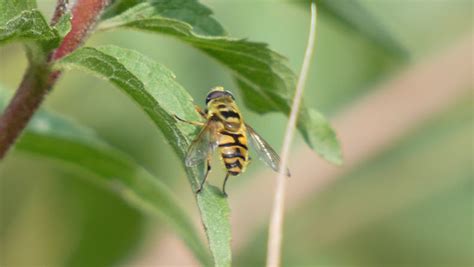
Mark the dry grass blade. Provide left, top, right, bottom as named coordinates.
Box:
left=266, top=2, right=318, bottom=267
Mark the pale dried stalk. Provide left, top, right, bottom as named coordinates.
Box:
left=266, top=2, right=317, bottom=267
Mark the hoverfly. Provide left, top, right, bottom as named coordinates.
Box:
left=175, top=86, right=290, bottom=196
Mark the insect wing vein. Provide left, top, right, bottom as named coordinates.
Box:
left=185, top=121, right=218, bottom=167
left=246, top=124, right=290, bottom=176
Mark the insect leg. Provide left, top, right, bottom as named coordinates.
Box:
left=194, top=105, right=207, bottom=118
left=222, top=172, right=230, bottom=197
left=196, top=158, right=211, bottom=194
left=174, top=114, right=205, bottom=126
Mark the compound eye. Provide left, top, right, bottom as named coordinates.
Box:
left=205, top=91, right=226, bottom=104
left=225, top=91, right=235, bottom=100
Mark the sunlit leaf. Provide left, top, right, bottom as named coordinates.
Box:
left=54, top=45, right=232, bottom=266
left=99, top=0, right=342, bottom=164
left=0, top=86, right=211, bottom=266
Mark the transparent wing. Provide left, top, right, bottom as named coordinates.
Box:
left=246, top=124, right=291, bottom=177
left=185, top=121, right=218, bottom=167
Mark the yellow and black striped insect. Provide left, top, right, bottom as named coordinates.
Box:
left=175, top=86, right=290, bottom=196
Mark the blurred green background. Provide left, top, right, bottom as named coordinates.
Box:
left=1, top=0, right=472, bottom=266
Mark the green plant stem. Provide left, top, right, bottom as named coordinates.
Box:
left=0, top=0, right=110, bottom=159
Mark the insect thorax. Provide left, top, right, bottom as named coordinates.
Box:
left=208, top=98, right=243, bottom=132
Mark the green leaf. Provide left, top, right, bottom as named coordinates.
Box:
left=0, top=10, right=55, bottom=44
left=54, top=45, right=232, bottom=266
left=101, top=0, right=143, bottom=20
left=299, top=109, right=342, bottom=165
left=55, top=12, right=72, bottom=38
left=0, top=9, right=62, bottom=50
left=197, top=187, right=232, bottom=267
left=102, top=0, right=225, bottom=36
left=315, top=0, right=408, bottom=57
left=0, top=0, right=37, bottom=25
left=99, top=0, right=342, bottom=164
left=0, top=86, right=211, bottom=266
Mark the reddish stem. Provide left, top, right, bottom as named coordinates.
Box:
left=50, top=0, right=69, bottom=26
left=52, top=0, right=110, bottom=61
left=0, top=0, right=110, bottom=159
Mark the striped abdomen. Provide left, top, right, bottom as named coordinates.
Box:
left=218, top=129, right=249, bottom=175
left=211, top=100, right=249, bottom=175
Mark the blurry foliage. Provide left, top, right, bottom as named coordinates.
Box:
left=0, top=154, right=144, bottom=267
left=0, top=86, right=210, bottom=265
left=1, top=0, right=473, bottom=266
left=236, top=97, right=473, bottom=266
left=304, top=0, right=409, bottom=58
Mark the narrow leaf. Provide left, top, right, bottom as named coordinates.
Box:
left=55, top=45, right=232, bottom=266
left=0, top=86, right=211, bottom=265
left=197, top=187, right=232, bottom=267
left=99, top=0, right=342, bottom=164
